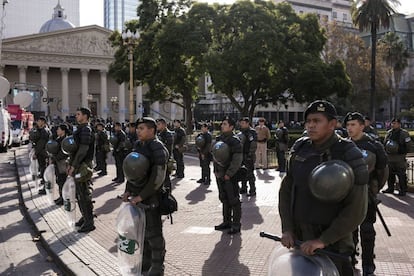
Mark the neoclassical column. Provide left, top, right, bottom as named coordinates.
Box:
left=136, top=85, right=143, bottom=118
left=170, top=102, right=177, bottom=120
left=61, top=68, right=70, bottom=120
left=18, top=65, right=27, bottom=83
left=151, top=101, right=160, bottom=118
left=40, top=66, right=49, bottom=116
left=81, top=68, right=89, bottom=108
left=100, top=70, right=108, bottom=120
left=118, top=83, right=126, bottom=123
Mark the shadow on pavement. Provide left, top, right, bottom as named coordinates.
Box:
left=378, top=193, right=414, bottom=219
left=241, top=196, right=264, bottom=231
left=185, top=184, right=212, bottom=205
left=202, top=233, right=249, bottom=276
left=255, top=169, right=276, bottom=183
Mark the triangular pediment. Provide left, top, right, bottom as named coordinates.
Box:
left=2, top=25, right=116, bottom=57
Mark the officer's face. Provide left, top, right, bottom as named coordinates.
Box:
left=56, top=127, right=64, bottom=137
left=239, top=121, right=249, bottom=129
left=76, top=111, right=87, bottom=124
left=391, top=121, right=401, bottom=129
left=37, top=120, right=44, bottom=128
left=137, top=123, right=155, bottom=141
left=305, top=113, right=336, bottom=144
left=157, top=122, right=165, bottom=131
left=221, top=120, right=233, bottom=133
left=346, top=120, right=364, bottom=139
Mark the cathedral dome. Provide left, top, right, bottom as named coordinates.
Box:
left=39, top=0, right=75, bottom=33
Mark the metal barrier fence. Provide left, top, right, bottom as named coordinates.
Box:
left=407, top=161, right=414, bottom=186
left=267, top=149, right=278, bottom=169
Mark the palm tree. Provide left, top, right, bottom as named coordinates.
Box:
left=352, top=0, right=400, bottom=121
left=379, top=32, right=409, bottom=118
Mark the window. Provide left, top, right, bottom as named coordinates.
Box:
left=333, top=11, right=337, bottom=19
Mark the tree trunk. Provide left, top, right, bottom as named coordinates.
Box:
left=370, top=22, right=377, bottom=121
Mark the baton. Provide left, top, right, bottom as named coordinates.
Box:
left=375, top=205, right=392, bottom=237
left=259, top=231, right=351, bottom=260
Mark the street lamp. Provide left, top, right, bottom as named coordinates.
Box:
left=121, top=29, right=140, bottom=123
left=110, top=96, right=119, bottom=113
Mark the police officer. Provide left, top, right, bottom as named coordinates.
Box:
left=279, top=100, right=369, bottom=276
left=173, top=119, right=186, bottom=178
left=121, top=117, right=168, bottom=275
left=196, top=123, right=213, bottom=186
left=67, top=107, right=95, bottom=233
left=275, top=120, right=289, bottom=177
left=95, top=122, right=109, bottom=176
left=51, top=124, right=69, bottom=205
left=345, top=112, right=388, bottom=276
left=156, top=118, right=174, bottom=191
left=126, top=122, right=138, bottom=153
left=112, top=122, right=127, bottom=183
left=31, top=116, right=51, bottom=195
left=383, top=118, right=412, bottom=196
left=363, top=116, right=379, bottom=141
left=213, top=116, right=243, bottom=235
left=238, top=117, right=257, bottom=196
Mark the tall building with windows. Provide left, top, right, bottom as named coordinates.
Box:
left=2, top=0, right=79, bottom=38
left=104, top=0, right=140, bottom=31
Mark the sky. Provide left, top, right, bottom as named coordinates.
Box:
left=80, top=0, right=414, bottom=27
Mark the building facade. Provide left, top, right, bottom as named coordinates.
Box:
left=104, top=0, right=140, bottom=31
left=2, top=0, right=80, bottom=38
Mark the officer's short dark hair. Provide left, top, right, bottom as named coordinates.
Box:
left=77, top=107, right=91, bottom=119
left=391, top=118, right=401, bottom=124
left=239, top=117, right=250, bottom=123
left=222, top=116, right=236, bottom=127
left=156, top=118, right=167, bottom=124
left=344, top=112, right=365, bottom=125
left=173, top=119, right=181, bottom=124
left=38, top=116, right=47, bottom=122
left=304, top=100, right=337, bottom=121
left=58, top=123, right=69, bottom=135
left=200, top=122, right=209, bottom=128
left=96, top=122, right=105, bottom=128
left=136, top=117, right=157, bottom=130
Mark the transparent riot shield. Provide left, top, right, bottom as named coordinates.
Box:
left=43, top=164, right=56, bottom=205
left=62, top=176, right=76, bottom=229
left=29, top=149, right=39, bottom=191
left=117, top=202, right=146, bottom=276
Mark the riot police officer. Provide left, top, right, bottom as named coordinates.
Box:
left=31, top=116, right=52, bottom=195
left=67, top=107, right=95, bottom=233
left=238, top=117, right=257, bottom=196
left=213, top=116, right=243, bottom=235
left=279, top=100, right=369, bottom=276
left=345, top=112, right=388, bottom=276
left=196, top=123, right=213, bottom=186
left=112, top=122, right=127, bottom=183
left=95, top=122, right=109, bottom=176
left=173, top=119, right=186, bottom=178
left=383, top=118, right=412, bottom=196
left=275, top=120, right=289, bottom=177
left=156, top=118, right=174, bottom=191
left=126, top=122, right=138, bottom=153
left=363, top=116, right=379, bottom=141
left=121, top=117, right=169, bottom=275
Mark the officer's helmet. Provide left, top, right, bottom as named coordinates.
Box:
left=385, top=140, right=398, bottom=154
left=109, top=135, right=118, bottom=145
left=123, top=152, right=150, bottom=184
left=361, top=149, right=376, bottom=173
left=309, top=160, right=354, bottom=202
left=46, top=140, right=59, bottom=155
left=275, top=128, right=283, bottom=139
left=212, top=141, right=231, bottom=167
left=61, top=136, right=78, bottom=155
left=195, top=135, right=205, bottom=149
left=236, top=132, right=246, bottom=145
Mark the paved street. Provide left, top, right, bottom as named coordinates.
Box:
left=6, top=144, right=414, bottom=275
left=0, top=149, right=61, bottom=276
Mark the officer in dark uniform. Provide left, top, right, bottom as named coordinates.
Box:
left=50, top=124, right=69, bottom=205
left=126, top=122, right=138, bottom=153
left=112, top=122, right=127, bottom=183
left=95, top=122, right=109, bottom=176
left=279, top=100, right=369, bottom=276
left=363, top=116, right=379, bottom=141
left=238, top=117, right=257, bottom=196
left=383, top=118, right=411, bottom=196
left=31, top=116, right=51, bottom=195
left=196, top=123, right=213, bottom=185
left=345, top=112, right=389, bottom=276
left=275, top=120, right=289, bottom=177
left=67, top=107, right=96, bottom=233
left=213, top=116, right=243, bottom=235
left=173, top=119, right=186, bottom=178
left=156, top=118, right=174, bottom=191
left=121, top=117, right=168, bottom=276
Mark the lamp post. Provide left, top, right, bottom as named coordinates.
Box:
left=121, top=29, right=140, bottom=123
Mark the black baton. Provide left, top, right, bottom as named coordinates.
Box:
left=375, top=205, right=392, bottom=236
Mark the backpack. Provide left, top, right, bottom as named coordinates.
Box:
left=159, top=188, right=178, bottom=224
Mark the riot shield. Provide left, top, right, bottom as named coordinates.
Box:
left=43, top=164, right=56, bottom=205
left=62, top=176, right=76, bottom=229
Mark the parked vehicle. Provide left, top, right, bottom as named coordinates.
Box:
left=0, top=107, right=12, bottom=152
left=7, top=104, right=34, bottom=146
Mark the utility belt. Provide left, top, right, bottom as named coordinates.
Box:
left=258, top=139, right=267, bottom=143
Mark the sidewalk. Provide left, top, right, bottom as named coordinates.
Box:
left=14, top=145, right=414, bottom=275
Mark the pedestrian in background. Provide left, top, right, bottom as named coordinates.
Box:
left=238, top=117, right=257, bottom=196
left=196, top=123, right=212, bottom=186
left=112, top=122, right=127, bottom=183
left=157, top=118, right=174, bottom=192
left=32, top=116, right=51, bottom=195
left=255, top=117, right=270, bottom=169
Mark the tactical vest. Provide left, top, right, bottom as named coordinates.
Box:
left=73, top=124, right=94, bottom=163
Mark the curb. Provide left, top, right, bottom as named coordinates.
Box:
left=14, top=149, right=97, bottom=276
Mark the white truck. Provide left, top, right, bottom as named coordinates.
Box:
left=0, top=107, right=12, bottom=152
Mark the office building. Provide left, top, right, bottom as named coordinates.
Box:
left=104, top=0, right=139, bottom=31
